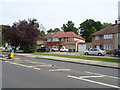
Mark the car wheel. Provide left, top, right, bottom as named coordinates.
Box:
left=85, top=52, right=89, bottom=55
left=98, top=53, right=102, bottom=56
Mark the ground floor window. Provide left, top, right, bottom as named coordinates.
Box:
left=104, top=44, right=113, bottom=50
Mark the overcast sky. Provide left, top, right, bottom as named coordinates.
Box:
left=0, top=0, right=119, bottom=31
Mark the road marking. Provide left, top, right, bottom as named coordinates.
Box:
left=68, top=75, right=120, bottom=89
left=36, top=64, right=55, bottom=67
left=33, top=68, right=41, bottom=70
left=85, top=71, right=120, bottom=79
left=79, top=75, right=104, bottom=79
left=49, top=69, right=70, bottom=71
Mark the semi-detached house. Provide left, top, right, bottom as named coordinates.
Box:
left=90, top=23, right=120, bottom=50
left=45, top=31, right=86, bottom=52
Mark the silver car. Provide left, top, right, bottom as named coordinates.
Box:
left=84, top=48, right=106, bottom=56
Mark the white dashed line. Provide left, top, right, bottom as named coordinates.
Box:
left=79, top=75, right=104, bottom=79
left=68, top=75, right=120, bottom=89
left=33, top=68, right=41, bottom=70
left=85, top=71, right=120, bottom=79
left=49, top=69, right=70, bottom=71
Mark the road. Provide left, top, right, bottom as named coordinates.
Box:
left=2, top=54, right=120, bottom=88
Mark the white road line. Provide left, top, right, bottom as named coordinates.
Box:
left=79, top=75, right=104, bottom=79
left=85, top=71, right=120, bottom=79
left=68, top=75, right=120, bottom=89
left=49, top=69, right=70, bottom=71
left=36, top=64, right=54, bottom=67
left=33, top=68, right=41, bottom=70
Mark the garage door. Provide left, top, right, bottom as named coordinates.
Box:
left=78, top=44, right=86, bottom=52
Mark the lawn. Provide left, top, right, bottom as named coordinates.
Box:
left=34, top=52, right=120, bottom=63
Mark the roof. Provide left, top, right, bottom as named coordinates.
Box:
left=92, top=24, right=120, bottom=36
left=45, top=32, right=55, bottom=38
left=53, top=31, right=85, bottom=40
left=61, top=41, right=84, bottom=45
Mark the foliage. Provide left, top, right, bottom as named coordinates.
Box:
left=2, top=19, right=41, bottom=52
left=21, top=44, right=36, bottom=53
left=47, top=28, right=60, bottom=33
left=102, top=23, right=112, bottom=28
left=61, top=21, right=78, bottom=35
left=106, top=50, right=113, bottom=54
left=79, top=19, right=103, bottom=42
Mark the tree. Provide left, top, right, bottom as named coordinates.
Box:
left=79, top=19, right=103, bottom=42
left=47, top=28, right=60, bottom=33
left=61, top=21, right=78, bottom=35
left=102, top=23, right=112, bottom=28
left=2, top=19, right=41, bottom=52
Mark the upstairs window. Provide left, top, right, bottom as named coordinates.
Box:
left=95, top=36, right=99, bottom=40
left=104, top=34, right=113, bottom=39
left=117, top=33, right=120, bottom=38
left=53, top=38, right=59, bottom=41
left=47, top=38, right=51, bottom=42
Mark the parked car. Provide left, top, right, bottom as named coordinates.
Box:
left=84, top=48, right=106, bottom=56
left=113, top=49, right=120, bottom=57
left=51, top=46, right=58, bottom=51
left=37, top=46, right=50, bottom=52
left=60, top=46, right=69, bottom=52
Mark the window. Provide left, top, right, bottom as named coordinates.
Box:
left=61, top=38, right=64, bottom=41
left=117, top=33, right=120, bottom=38
left=104, top=45, right=113, bottom=50
left=95, top=36, right=99, bottom=40
left=53, top=38, right=59, bottom=41
left=104, top=34, right=113, bottom=39
left=47, top=38, right=51, bottom=42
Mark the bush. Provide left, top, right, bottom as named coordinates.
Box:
left=21, top=44, right=36, bottom=53
left=106, top=50, right=113, bottom=54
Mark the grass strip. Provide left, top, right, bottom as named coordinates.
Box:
left=34, top=52, right=120, bottom=63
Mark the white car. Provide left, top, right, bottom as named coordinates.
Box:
left=51, top=46, right=59, bottom=51
left=84, top=48, right=106, bottom=56
left=60, top=46, right=69, bottom=52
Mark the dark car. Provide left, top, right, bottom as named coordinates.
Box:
left=113, top=49, right=120, bottom=57
left=37, top=46, right=50, bottom=52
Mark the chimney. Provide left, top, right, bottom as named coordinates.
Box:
left=115, top=20, right=117, bottom=24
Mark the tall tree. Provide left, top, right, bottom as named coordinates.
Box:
left=61, top=21, right=78, bottom=35
left=102, top=23, right=112, bottom=28
left=2, top=19, right=41, bottom=52
left=79, top=19, right=103, bottom=42
left=47, top=28, right=60, bottom=33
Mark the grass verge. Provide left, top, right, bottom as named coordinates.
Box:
left=34, top=52, right=120, bottom=63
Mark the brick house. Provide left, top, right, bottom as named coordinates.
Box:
left=45, top=31, right=85, bottom=52
left=91, top=23, right=120, bottom=50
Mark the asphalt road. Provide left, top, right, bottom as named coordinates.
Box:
left=2, top=55, right=120, bottom=88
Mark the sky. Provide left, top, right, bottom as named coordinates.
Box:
left=0, top=0, right=119, bottom=31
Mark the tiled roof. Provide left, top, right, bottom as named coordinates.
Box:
left=45, top=32, right=55, bottom=38
left=92, top=24, right=120, bottom=36
left=53, top=31, right=85, bottom=40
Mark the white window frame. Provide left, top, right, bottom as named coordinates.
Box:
left=104, top=34, right=113, bottom=39
left=95, top=36, right=99, bottom=40
left=104, top=44, right=113, bottom=50
left=53, top=38, right=59, bottom=41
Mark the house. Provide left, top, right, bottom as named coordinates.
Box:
left=91, top=23, right=120, bottom=50
left=45, top=31, right=85, bottom=52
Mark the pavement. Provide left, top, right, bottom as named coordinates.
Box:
left=13, top=53, right=120, bottom=69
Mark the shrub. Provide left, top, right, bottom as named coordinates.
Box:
left=106, top=50, right=113, bottom=54
left=21, top=44, right=36, bottom=53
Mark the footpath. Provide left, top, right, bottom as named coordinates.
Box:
left=14, top=53, right=120, bottom=69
